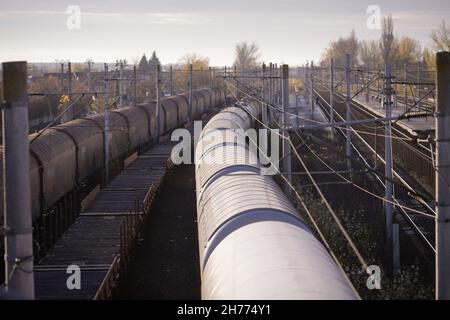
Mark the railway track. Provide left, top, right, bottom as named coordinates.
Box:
left=312, top=88, right=435, bottom=260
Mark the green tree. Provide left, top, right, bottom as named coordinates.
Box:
left=149, top=51, right=161, bottom=72
left=138, top=54, right=149, bottom=71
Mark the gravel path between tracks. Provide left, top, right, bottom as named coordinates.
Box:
left=113, top=164, right=200, bottom=299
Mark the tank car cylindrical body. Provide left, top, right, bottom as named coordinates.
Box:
left=195, top=101, right=357, bottom=300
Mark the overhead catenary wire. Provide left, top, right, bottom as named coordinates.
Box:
left=227, top=76, right=436, bottom=218
left=228, top=77, right=419, bottom=142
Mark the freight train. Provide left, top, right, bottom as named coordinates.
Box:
left=195, top=101, right=358, bottom=299
left=0, top=87, right=225, bottom=257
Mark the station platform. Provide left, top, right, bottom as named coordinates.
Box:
left=353, top=94, right=435, bottom=137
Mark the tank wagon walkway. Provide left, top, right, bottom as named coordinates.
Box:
left=34, top=142, right=177, bottom=300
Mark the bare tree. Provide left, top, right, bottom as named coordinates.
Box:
left=345, top=30, right=359, bottom=64
left=424, top=20, right=450, bottom=70
left=359, top=40, right=382, bottom=69
left=380, top=15, right=395, bottom=65
left=320, top=30, right=358, bottom=67
left=233, top=42, right=260, bottom=71
left=177, top=52, right=210, bottom=90
left=430, top=20, right=450, bottom=51
left=396, top=36, right=422, bottom=65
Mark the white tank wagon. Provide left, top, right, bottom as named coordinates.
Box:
left=194, top=101, right=358, bottom=300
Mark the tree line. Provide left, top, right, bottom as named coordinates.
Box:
left=320, top=18, right=450, bottom=71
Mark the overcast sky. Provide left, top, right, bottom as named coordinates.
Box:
left=1, top=0, right=449, bottom=65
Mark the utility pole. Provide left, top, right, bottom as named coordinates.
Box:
left=133, top=65, right=137, bottom=107
left=169, top=65, right=173, bottom=96
left=436, top=51, right=450, bottom=300
left=330, top=58, right=334, bottom=132
left=281, top=64, right=291, bottom=195
left=262, top=63, right=268, bottom=125
left=384, top=63, right=397, bottom=271
left=345, top=54, right=352, bottom=171
left=104, top=63, right=110, bottom=184
left=189, top=64, right=193, bottom=123
left=156, top=64, right=161, bottom=143
left=119, top=62, right=124, bottom=107
left=2, top=61, right=35, bottom=299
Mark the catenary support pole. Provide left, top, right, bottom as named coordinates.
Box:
left=384, top=63, right=396, bottom=271
left=87, top=60, right=92, bottom=94
left=169, top=65, right=173, bottom=96
left=417, top=61, right=421, bottom=110
left=305, top=62, right=309, bottom=109
left=224, top=66, right=227, bottom=107
left=104, top=63, right=110, bottom=184
left=2, top=61, right=35, bottom=299
left=281, top=64, right=291, bottom=195
left=310, top=61, right=315, bottom=114
left=345, top=54, right=352, bottom=171
left=262, top=63, right=268, bottom=125
left=68, top=61, right=72, bottom=96
left=330, top=58, right=335, bottom=133
left=133, top=65, right=137, bottom=107
left=404, top=63, right=408, bottom=112
left=60, top=62, right=65, bottom=93
left=377, top=64, right=381, bottom=100
left=436, top=51, right=450, bottom=300
left=269, top=63, right=273, bottom=113
left=209, top=66, right=212, bottom=111
left=278, top=64, right=283, bottom=106
left=67, top=61, right=72, bottom=121
left=119, top=62, right=124, bottom=107
left=156, top=64, right=161, bottom=143
left=189, top=64, right=193, bottom=123
left=366, top=66, right=370, bottom=103
left=234, top=65, right=238, bottom=100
